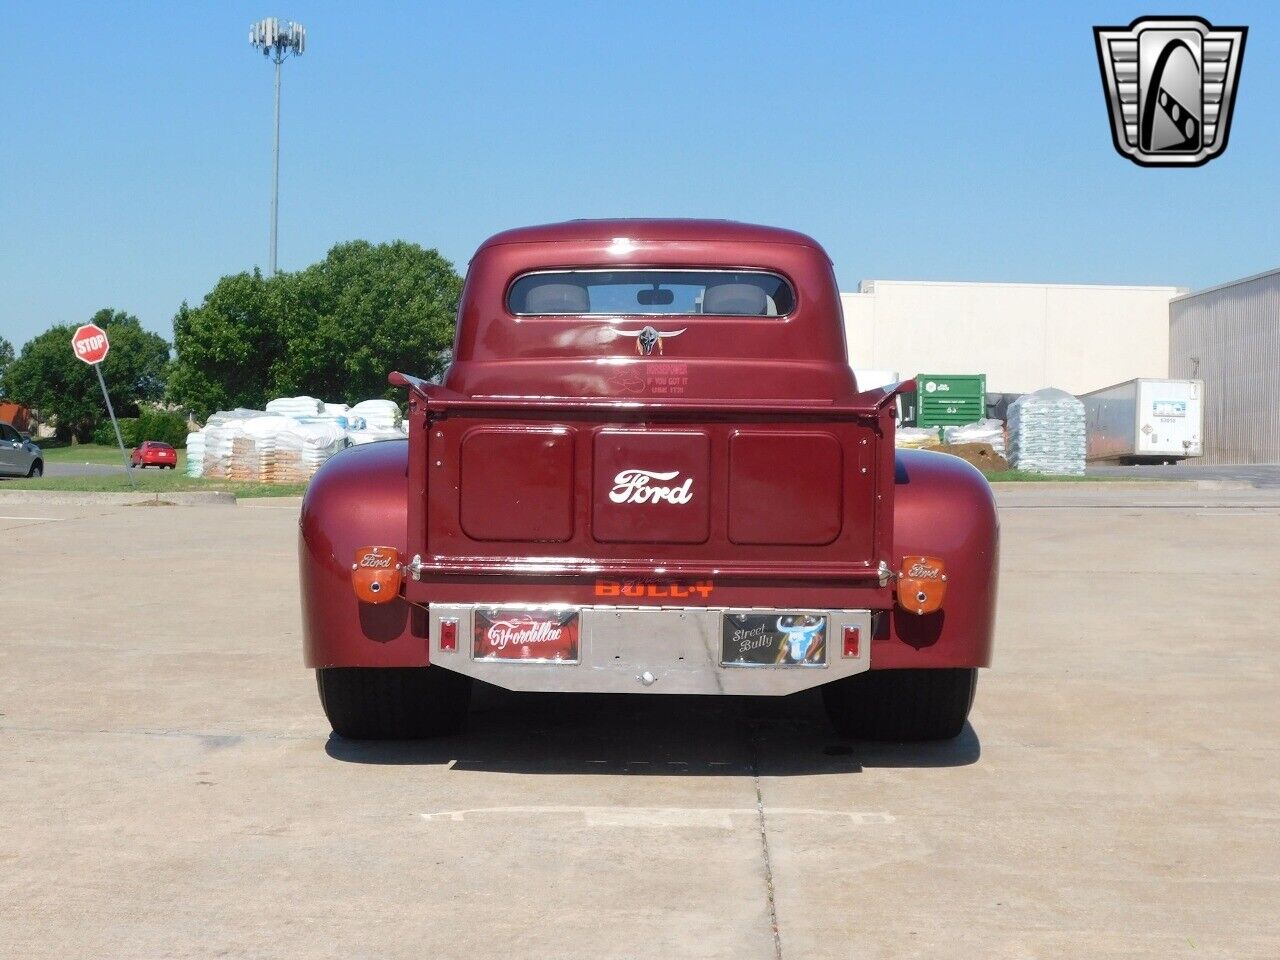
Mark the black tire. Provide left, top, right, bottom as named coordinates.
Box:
left=316, top=666, right=471, bottom=740
left=27, top=460, right=42, bottom=479
left=822, top=668, right=976, bottom=741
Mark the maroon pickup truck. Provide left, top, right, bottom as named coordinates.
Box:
left=300, top=220, right=998, bottom=742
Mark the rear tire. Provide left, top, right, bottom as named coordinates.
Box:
left=822, top=668, right=976, bottom=741
left=316, top=666, right=472, bottom=740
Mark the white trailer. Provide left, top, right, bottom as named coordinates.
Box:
left=1081, top=378, right=1204, bottom=463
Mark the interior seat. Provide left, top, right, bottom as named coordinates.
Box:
left=523, top=282, right=589, bottom=314
left=702, top=282, right=768, bottom=316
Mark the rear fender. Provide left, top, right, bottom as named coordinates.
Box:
left=875, top=449, right=999, bottom=669
left=300, top=440, right=430, bottom=668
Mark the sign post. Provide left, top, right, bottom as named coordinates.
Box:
left=71, top=323, right=135, bottom=488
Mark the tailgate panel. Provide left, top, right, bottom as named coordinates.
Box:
left=593, top=428, right=710, bottom=544
left=423, top=415, right=883, bottom=578
left=459, top=426, right=575, bottom=542
left=728, top=430, right=843, bottom=546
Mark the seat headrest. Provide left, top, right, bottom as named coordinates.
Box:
left=523, top=282, right=589, bottom=314
left=702, top=282, right=768, bottom=316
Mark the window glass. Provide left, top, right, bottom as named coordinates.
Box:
left=508, top=270, right=795, bottom=317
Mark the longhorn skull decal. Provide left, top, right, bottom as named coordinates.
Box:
left=615, top=325, right=687, bottom=356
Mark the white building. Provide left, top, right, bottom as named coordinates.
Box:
left=1170, top=267, right=1280, bottom=464
left=841, top=280, right=1185, bottom=395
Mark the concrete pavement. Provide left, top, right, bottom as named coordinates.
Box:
left=1, top=487, right=1277, bottom=959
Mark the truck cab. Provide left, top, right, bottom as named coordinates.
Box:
left=300, top=220, right=998, bottom=741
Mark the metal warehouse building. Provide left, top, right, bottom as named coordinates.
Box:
left=841, top=280, right=1184, bottom=395
left=1170, top=268, right=1280, bottom=464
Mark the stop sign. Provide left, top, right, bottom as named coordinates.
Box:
left=71, top=323, right=110, bottom=365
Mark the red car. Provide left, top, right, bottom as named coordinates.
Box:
left=130, top=441, right=177, bottom=469
left=300, top=220, right=999, bottom=742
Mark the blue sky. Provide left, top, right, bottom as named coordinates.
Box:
left=1, top=1, right=1276, bottom=348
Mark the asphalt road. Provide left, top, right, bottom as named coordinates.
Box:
left=44, top=461, right=122, bottom=477
left=2, top=486, right=1278, bottom=959
left=1087, top=462, right=1280, bottom=487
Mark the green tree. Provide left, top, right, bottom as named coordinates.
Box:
left=276, top=240, right=461, bottom=401
left=167, top=270, right=281, bottom=419
left=169, top=241, right=461, bottom=418
left=3, top=309, right=171, bottom=441
left=0, top=335, right=13, bottom=393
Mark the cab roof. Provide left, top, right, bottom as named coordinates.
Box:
left=478, top=219, right=825, bottom=252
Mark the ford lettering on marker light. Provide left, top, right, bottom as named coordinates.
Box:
left=608, top=469, right=694, bottom=505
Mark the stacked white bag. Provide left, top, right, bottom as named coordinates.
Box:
left=201, top=409, right=268, bottom=479
left=1007, top=388, right=1086, bottom=475
left=943, top=418, right=1007, bottom=458
left=265, top=396, right=324, bottom=417
left=346, top=398, right=405, bottom=445
left=272, top=420, right=347, bottom=483
left=185, top=431, right=206, bottom=477
left=235, top=416, right=300, bottom=481
left=896, top=426, right=939, bottom=449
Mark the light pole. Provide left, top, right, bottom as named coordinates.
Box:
left=248, top=17, right=306, bottom=275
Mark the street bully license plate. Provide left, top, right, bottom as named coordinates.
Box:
left=721, top=612, right=828, bottom=667
left=473, top=608, right=580, bottom=663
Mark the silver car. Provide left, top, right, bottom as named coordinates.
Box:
left=0, top=422, right=42, bottom=478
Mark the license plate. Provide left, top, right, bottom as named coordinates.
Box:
left=721, top=612, right=828, bottom=667
left=473, top=608, right=580, bottom=663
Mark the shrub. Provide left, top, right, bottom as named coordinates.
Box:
left=135, top=409, right=189, bottom=448
left=92, top=417, right=139, bottom=446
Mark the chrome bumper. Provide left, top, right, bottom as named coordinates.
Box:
left=428, top=604, right=871, bottom=696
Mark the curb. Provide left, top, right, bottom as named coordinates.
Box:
left=0, top=490, right=237, bottom=506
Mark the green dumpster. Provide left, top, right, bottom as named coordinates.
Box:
left=915, top=374, right=986, bottom=429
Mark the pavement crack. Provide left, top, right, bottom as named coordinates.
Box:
left=748, top=723, right=784, bottom=960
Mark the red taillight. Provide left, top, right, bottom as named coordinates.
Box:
left=842, top=625, right=860, bottom=658
left=439, top=619, right=458, bottom=652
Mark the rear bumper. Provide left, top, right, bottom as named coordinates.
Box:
left=426, top=603, right=871, bottom=695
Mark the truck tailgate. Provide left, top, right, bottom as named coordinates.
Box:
left=411, top=409, right=891, bottom=582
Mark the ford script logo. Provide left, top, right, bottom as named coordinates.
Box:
left=609, top=469, right=694, bottom=505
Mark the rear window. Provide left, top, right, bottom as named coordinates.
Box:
left=508, top=270, right=795, bottom=317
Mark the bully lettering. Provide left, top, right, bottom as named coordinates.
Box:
left=609, top=469, right=694, bottom=505
left=595, top=579, right=715, bottom=600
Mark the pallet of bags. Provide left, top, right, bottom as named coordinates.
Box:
left=272, top=420, right=347, bottom=484
left=200, top=409, right=269, bottom=479
left=240, top=416, right=298, bottom=482
left=943, top=418, right=1007, bottom=458
left=185, top=431, right=206, bottom=477
left=1007, top=388, right=1086, bottom=475
left=227, top=436, right=258, bottom=481
left=896, top=426, right=939, bottom=449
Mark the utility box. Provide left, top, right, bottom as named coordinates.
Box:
left=1081, top=378, right=1204, bottom=463
left=916, top=374, right=986, bottom=428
